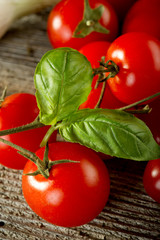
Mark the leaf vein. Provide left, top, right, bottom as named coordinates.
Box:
left=110, top=126, right=131, bottom=157
left=55, top=51, right=68, bottom=119
left=68, top=118, right=156, bottom=155
left=47, top=58, right=61, bottom=75
left=40, top=70, right=54, bottom=112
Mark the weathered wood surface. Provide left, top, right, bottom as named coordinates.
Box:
left=0, top=7, right=160, bottom=240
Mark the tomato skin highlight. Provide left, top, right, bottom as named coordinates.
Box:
left=143, top=158, right=160, bottom=203
left=0, top=93, right=57, bottom=170
left=106, top=32, right=160, bottom=105
left=22, top=142, right=110, bottom=227
left=47, top=0, right=119, bottom=50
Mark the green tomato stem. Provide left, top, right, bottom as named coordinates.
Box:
left=118, top=92, right=160, bottom=111
left=0, top=137, right=38, bottom=164
left=43, top=142, right=49, bottom=168
left=0, top=117, right=44, bottom=136
left=0, top=86, right=7, bottom=106
left=40, top=124, right=57, bottom=148
left=0, top=126, right=79, bottom=179
left=125, top=105, right=151, bottom=114
left=94, top=81, right=106, bottom=109
left=49, top=159, right=80, bottom=168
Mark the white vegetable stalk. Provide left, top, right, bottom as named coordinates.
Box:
left=0, top=0, right=59, bottom=39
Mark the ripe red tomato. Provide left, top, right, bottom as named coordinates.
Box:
left=79, top=41, right=124, bottom=160
left=79, top=41, right=124, bottom=109
left=137, top=97, right=160, bottom=145
left=47, top=0, right=119, bottom=50
left=22, top=142, right=110, bottom=227
left=0, top=93, right=57, bottom=170
left=122, top=0, right=160, bottom=40
left=143, top=158, right=160, bottom=203
left=106, top=32, right=160, bottom=104
left=107, top=0, right=137, bottom=22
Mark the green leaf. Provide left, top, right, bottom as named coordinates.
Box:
left=73, top=0, right=109, bottom=38
left=59, top=108, right=160, bottom=161
left=34, top=48, right=93, bottom=125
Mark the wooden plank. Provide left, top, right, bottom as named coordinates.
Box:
left=0, top=7, right=160, bottom=240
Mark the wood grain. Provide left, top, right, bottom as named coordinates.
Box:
left=0, top=7, right=160, bottom=240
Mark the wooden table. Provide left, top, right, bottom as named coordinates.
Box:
left=0, top=7, right=160, bottom=240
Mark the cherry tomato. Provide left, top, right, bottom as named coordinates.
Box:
left=143, top=158, right=160, bottom=203
left=47, top=0, right=118, bottom=50
left=107, top=0, right=137, bottom=22
left=106, top=32, right=160, bottom=105
left=79, top=41, right=124, bottom=160
left=137, top=97, right=160, bottom=145
left=22, top=142, right=110, bottom=227
left=0, top=93, right=57, bottom=170
left=122, top=0, right=160, bottom=40
left=79, top=41, right=124, bottom=109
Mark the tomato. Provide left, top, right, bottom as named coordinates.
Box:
left=0, top=93, right=57, bottom=170
left=79, top=41, right=124, bottom=160
left=107, top=0, right=137, bottom=22
left=122, top=0, right=160, bottom=40
left=22, top=142, right=110, bottom=227
left=47, top=0, right=119, bottom=50
left=137, top=97, right=160, bottom=145
left=143, top=158, right=160, bottom=203
left=106, top=32, right=160, bottom=105
left=79, top=41, right=110, bottom=68
left=79, top=41, right=124, bottom=109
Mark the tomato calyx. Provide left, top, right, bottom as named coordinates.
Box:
left=73, top=0, right=109, bottom=38
left=92, top=59, right=159, bottom=114
left=93, top=59, right=119, bottom=83
left=24, top=143, right=78, bottom=178
left=92, top=58, right=119, bottom=108
left=0, top=136, right=77, bottom=178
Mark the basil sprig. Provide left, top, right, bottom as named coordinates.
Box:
left=35, top=48, right=160, bottom=161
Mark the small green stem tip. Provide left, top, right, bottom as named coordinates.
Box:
left=40, top=124, right=56, bottom=148
left=118, top=92, right=160, bottom=111
left=0, top=86, right=7, bottom=106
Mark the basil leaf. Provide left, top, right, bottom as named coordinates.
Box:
left=59, top=109, right=160, bottom=161
left=34, top=48, right=93, bottom=125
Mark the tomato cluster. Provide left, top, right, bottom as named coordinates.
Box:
left=47, top=0, right=160, bottom=208
left=0, top=0, right=160, bottom=229
left=0, top=92, right=110, bottom=227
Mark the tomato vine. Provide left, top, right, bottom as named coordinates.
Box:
left=0, top=47, right=160, bottom=168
